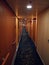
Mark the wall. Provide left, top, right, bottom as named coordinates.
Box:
left=18, top=21, right=23, bottom=41
left=26, top=21, right=30, bottom=36
left=16, top=17, right=19, bottom=46
left=37, top=8, right=49, bottom=65
left=0, top=1, right=16, bottom=65
left=26, top=19, right=37, bottom=44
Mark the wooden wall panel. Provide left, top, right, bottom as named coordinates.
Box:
left=16, top=17, right=19, bottom=46
left=18, top=22, right=22, bottom=41
left=26, top=21, right=30, bottom=36
left=30, top=21, right=33, bottom=40
left=33, top=21, right=36, bottom=42
left=26, top=20, right=37, bottom=43
left=0, top=1, right=16, bottom=65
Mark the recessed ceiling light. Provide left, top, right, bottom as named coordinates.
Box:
left=27, top=4, right=32, bottom=9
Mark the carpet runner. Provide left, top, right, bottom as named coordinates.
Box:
left=14, top=27, right=43, bottom=65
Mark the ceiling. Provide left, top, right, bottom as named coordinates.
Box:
left=6, top=0, right=49, bottom=18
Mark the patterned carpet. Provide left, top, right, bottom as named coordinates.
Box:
left=14, top=27, right=43, bottom=65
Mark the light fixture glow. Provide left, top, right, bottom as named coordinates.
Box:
left=27, top=5, right=32, bottom=9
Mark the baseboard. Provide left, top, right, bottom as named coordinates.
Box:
left=37, top=49, right=45, bottom=65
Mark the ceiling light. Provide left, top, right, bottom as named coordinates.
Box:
left=27, top=4, right=32, bottom=9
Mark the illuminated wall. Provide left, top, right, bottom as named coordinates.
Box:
left=37, top=8, right=49, bottom=65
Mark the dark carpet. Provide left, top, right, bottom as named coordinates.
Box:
left=14, top=27, right=43, bottom=65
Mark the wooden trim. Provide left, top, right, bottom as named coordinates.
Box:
left=2, top=53, right=10, bottom=65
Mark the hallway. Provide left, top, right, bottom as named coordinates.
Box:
left=0, top=0, right=49, bottom=65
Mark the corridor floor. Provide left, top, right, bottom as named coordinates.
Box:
left=14, top=27, right=43, bottom=65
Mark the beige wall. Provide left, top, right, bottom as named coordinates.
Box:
left=0, top=1, right=16, bottom=65
left=37, top=8, right=49, bottom=65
